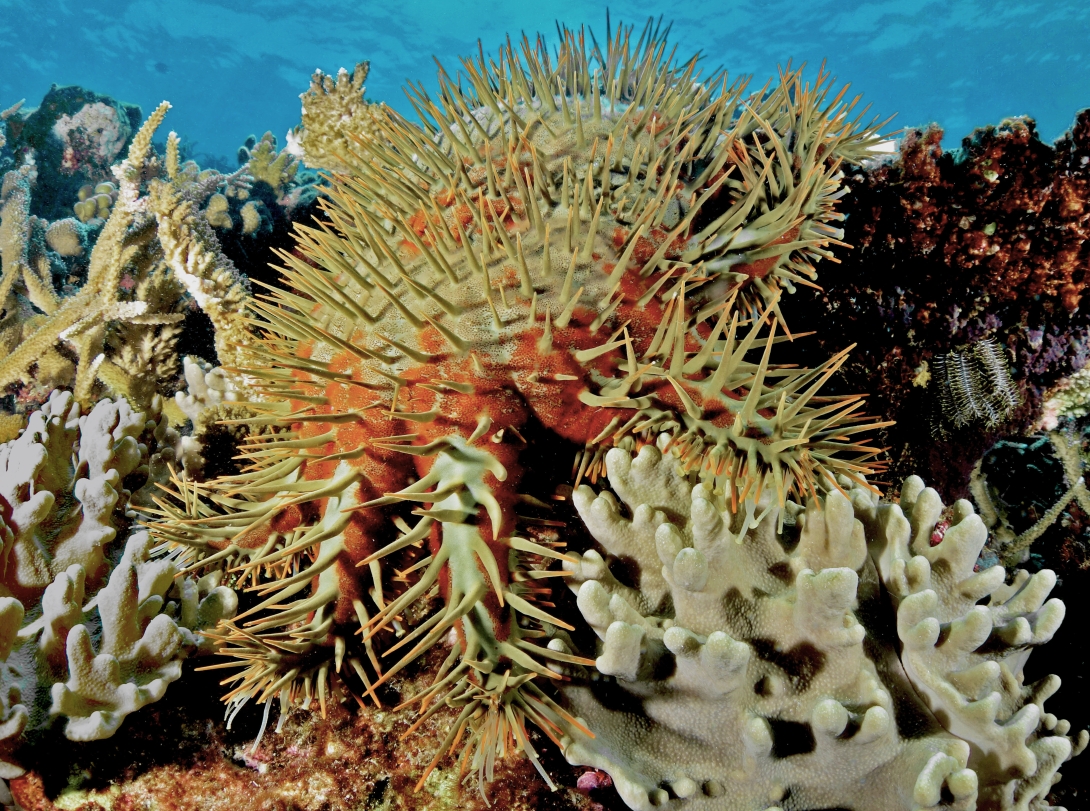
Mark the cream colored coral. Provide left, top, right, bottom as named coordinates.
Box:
left=287, top=61, right=386, bottom=173
left=243, top=132, right=298, bottom=195
left=45, top=217, right=85, bottom=257
left=0, top=392, right=237, bottom=750
left=48, top=532, right=236, bottom=740
left=173, top=355, right=242, bottom=472
left=240, top=200, right=262, bottom=234
left=204, top=193, right=232, bottom=229
left=560, top=440, right=1083, bottom=811
left=0, top=101, right=23, bottom=151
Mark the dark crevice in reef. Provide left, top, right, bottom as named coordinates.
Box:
left=856, top=559, right=946, bottom=740
left=767, top=718, right=816, bottom=758
left=748, top=638, right=825, bottom=693
left=174, top=308, right=219, bottom=366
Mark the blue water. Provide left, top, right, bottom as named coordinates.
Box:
left=3, top=0, right=1088, bottom=163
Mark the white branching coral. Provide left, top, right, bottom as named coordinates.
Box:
left=45, top=531, right=235, bottom=741
left=172, top=355, right=243, bottom=473
left=560, top=439, right=1086, bottom=811
left=0, top=391, right=237, bottom=769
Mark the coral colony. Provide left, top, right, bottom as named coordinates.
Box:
left=0, top=18, right=1087, bottom=811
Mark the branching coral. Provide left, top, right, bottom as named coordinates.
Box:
left=239, top=132, right=299, bottom=197
left=562, top=441, right=1085, bottom=810
left=286, top=61, right=386, bottom=174
left=148, top=129, right=254, bottom=376
left=0, top=390, right=237, bottom=772
left=0, top=99, right=259, bottom=410
left=152, top=20, right=891, bottom=795
left=0, top=102, right=185, bottom=407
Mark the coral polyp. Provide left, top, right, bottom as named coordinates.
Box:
left=151, top=20, right=890, bottom=791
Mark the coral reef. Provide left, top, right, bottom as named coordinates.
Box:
left=4, top=645, right=603, bottom=811
left=1, top=86, right=142, bottom=221
left=0, top=390, right=236, bottom=773
left=562, top=440, right=1085, bottom=810
left=0, top=82, right=323, bottom=418
left=1041, top=368, right=1090, bottom=426
left=0, top=16, right=1085, bottom=811
left=778, top=114, right=1090, bottom=500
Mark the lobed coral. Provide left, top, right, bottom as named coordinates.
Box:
left=152, top=18, right=895, bottom=798
left=0, top=390, right=236, bottom=773
left=562, top=440, right=1085, bottom=810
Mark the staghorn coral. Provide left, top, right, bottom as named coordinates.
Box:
left=0, top=98, right=263, bottom=411
left=0, top=390, right=237, bottom=773
left=0, top=102, right=186, bottom=408
left=148, top=129, right=254, bottom=376
left=287, top=61, right=387, bottom=174
left=562, top=442, right=1085, bottom=810
left=152, top=19, right=892, bottom=797
left=0, top=100, right=24, bottom=154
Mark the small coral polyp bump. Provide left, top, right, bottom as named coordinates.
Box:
left=153, top=20, right=892, bottom=793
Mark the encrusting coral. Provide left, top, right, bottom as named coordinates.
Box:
left=152, top=18, right=897, bottom=796
left=0, top=390, right=237, bottom=774
left=777, top=114, right=1090, bottom=501
left=563, top=440, right=1085, bottom=810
